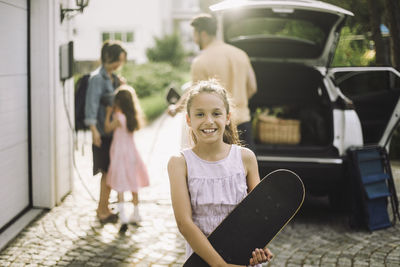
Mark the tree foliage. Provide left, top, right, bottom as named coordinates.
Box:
left=324, top=0, right=400, bottom=69
left=383, top=0, right=400, bottom=69
left=146, top=33, right=186, bottom=67
left=331, top=26, right=374, bottom=67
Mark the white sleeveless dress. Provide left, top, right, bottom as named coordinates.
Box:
left=182, top=144, right=260, bottom=266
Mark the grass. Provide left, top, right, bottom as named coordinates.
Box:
left=138, top=92, right=168, bottom=123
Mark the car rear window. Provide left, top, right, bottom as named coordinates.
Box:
left=222, top=8, right=339, bottom=59
left=225, top=17, right=325, bottom=46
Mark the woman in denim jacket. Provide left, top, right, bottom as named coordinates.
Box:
left=84, top=40, right=127, bottom=223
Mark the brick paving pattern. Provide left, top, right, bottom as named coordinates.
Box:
left=0, top=113, right=399, bottom=266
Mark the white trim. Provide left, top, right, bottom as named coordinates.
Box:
left=256, top=155, right=343, bottom=164
left=210, top=0, right=354, bottom=16
left=0, top=209, right=43, bottom=251
left=30, top=0, right=57, bottom=208
left=329, top=66, right=400, bottom=74
left=30, top=0, right=74, bottom=208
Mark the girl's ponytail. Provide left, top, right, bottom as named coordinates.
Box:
left=223, top=122, right=241, bottom=145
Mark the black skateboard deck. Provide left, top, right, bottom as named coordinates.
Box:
left=183, top=169, right=305, bottom=266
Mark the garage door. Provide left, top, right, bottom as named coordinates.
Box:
left=0, top=0, right=30, bottom=230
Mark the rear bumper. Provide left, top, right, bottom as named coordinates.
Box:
left=257, top=156, right=346, bottom=195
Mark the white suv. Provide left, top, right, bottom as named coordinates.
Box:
left=210, top=0, right=400, bottom=204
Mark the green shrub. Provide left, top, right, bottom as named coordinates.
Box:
left=146, top=33, right=186, bottom=67
left=119, top=61, right=189, bottom=122
left=139, top=92, right=168, bottom=122
left=120, top=61, right=188, bottom=98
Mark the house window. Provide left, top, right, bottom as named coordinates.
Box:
left=102, top=32, right=110, bottom=42
left=102, top=31, right=135, bottom=43
left=114, top=32, right=122, bottom=41
left=126, top=32, right=134, bottom=43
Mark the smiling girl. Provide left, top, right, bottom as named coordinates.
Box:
left=167, top=79, right=273, bottom=266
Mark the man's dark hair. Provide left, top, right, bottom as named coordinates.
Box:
left=190, top=13, right=217, bottom=36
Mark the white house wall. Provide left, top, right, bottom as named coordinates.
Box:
left=73, top=0, right=172, bottom=63
left=0, top=0, right=74, bottom=248
left=56, top=9, right=74, bottom=204
left=0, top=0, right=30, bottom=229
left=30, top=0, right=73, bottom=208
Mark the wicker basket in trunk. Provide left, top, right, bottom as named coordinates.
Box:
left=256, top=114, right=301, bottom=145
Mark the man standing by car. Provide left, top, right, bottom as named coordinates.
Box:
left=168, top=13, right=257, bottom=150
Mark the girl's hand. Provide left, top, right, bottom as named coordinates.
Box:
left=167, top=104, right=178, bottom=117
left=118, top=75, right=127, bottom=85
left=249, top=248, right=273, bottom=266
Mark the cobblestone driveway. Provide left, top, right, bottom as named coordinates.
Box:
left=0, top=114, right=399, bottom=266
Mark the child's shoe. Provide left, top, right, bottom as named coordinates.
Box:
left=119, top=223, right=128, bottom=234
left=117, top=202, right=129, bottom=224
left=129, top=206, right=142, bottom=224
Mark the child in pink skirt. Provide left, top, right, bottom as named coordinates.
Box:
left=105, top=85, right=149, bottom=224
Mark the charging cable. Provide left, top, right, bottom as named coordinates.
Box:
left=62, top=80, right=98, bottom=202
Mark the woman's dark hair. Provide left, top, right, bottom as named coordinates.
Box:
left=101, top=40, right=127, bottom=64
left=190, top=13, right=217, bottom=36
left=186, top=79, right=240, bottom=145
left=114, top=85, right=143, bottom=132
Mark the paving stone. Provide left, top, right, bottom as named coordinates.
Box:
left=84, top=262, right=102, bottom=267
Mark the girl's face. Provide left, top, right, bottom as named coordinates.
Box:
left=187, top=92, right=230, bottom=144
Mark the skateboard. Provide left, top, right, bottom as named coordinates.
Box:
left=183, top=169, right=305, bottom=266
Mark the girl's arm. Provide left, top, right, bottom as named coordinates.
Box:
left=241, top=147, right=274, bottom=265
left=168, top=155, right=244, bottom=267
left=241, top=147, right=261, bottom=193
left=167, top=90, right=189, bottom=117
left=104, top=106, right=120, bottom=134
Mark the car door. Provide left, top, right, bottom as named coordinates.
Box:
left=329, top=67, right=400, bottom=147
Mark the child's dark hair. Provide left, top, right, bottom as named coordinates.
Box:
left=186, top=79, right=241, bottom=145
left=190, top=13, right=217, bottom=36
left=101, top=40, right=127, bottom=64
left=114, top=85, right=143, bottom=132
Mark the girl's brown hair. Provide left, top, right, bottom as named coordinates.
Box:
left=186, top=79, right=241, bottom=145
left=114, top=85, right=143, bottom=132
